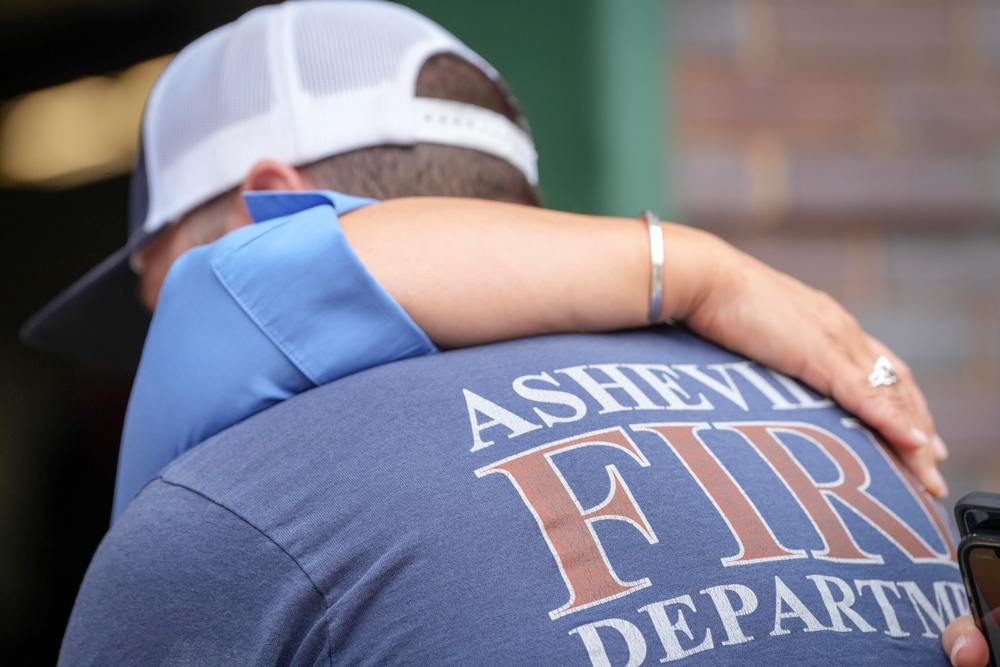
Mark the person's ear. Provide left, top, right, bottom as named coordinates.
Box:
left=228, top=160, right=310, bottom=231
left=241, top=160, right=309, bottom=193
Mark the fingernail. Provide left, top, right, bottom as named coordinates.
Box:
left=950, top=633, right=967, bottom=664
left=910, top=427, right=930, bottom=445
left=926, top=467, right=949, bottom=498
left=932, top=434, right=949, bottom=461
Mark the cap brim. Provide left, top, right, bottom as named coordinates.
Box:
left=20, top=245, right=151, bottom=374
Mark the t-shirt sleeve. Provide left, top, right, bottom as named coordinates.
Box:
left=59, top=480, right=331, bottom=667
left=112, top=199, right=438, bottom=522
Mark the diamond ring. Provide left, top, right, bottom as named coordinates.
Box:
left=867, top=355, right=899, bottom=388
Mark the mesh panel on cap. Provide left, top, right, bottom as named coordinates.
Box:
left=295, top=3, right=429, bottom=96
left=155, top=16, right=273, bottom=171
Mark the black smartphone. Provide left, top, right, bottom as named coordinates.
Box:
left=956, top=492, right=1000, bottom=667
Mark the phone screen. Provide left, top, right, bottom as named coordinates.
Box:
left=968, top=545, right=1000, bottom=657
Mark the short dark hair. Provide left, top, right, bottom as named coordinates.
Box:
left=301, top=54, right=541, bottom=207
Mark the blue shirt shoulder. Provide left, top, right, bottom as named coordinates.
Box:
left=112, top=190, right=437, bottom=522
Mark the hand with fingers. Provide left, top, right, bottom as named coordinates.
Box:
left=676, top=236, right=950, bottom=498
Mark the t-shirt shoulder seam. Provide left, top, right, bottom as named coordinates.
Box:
left=154, top=477, right=335, bottom=666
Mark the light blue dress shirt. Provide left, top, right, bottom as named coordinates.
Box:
left=112, top=191, right=437, bottom=522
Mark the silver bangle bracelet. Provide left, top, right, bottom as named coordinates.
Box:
left=641, top=210, right=664, bottom=323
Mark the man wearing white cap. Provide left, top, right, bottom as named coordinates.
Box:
left=35, top=2, right=984, bottom=665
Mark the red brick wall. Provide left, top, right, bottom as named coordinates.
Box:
left=668, top=0, right=1000, bottom=502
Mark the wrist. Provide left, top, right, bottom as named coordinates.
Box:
left=659, top=222, right=728, bottom=322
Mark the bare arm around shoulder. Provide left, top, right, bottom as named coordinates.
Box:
left=343, top=197, right=946, bottom=498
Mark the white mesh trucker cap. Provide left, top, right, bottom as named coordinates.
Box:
left=22, top=0, right=539, bottom=372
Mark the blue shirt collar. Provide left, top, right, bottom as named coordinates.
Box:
left=242, top=190, right=378, bottom=224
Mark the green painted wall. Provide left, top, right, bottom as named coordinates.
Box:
left=591, top=0, right=668, bottom=218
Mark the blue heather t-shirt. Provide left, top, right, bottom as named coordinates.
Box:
left=112, top=190, right=437, bottom=521
left=64, top=330, right=963, bottom=666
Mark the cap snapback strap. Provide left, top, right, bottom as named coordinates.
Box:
left=413, top=98, right=538, bottom=185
